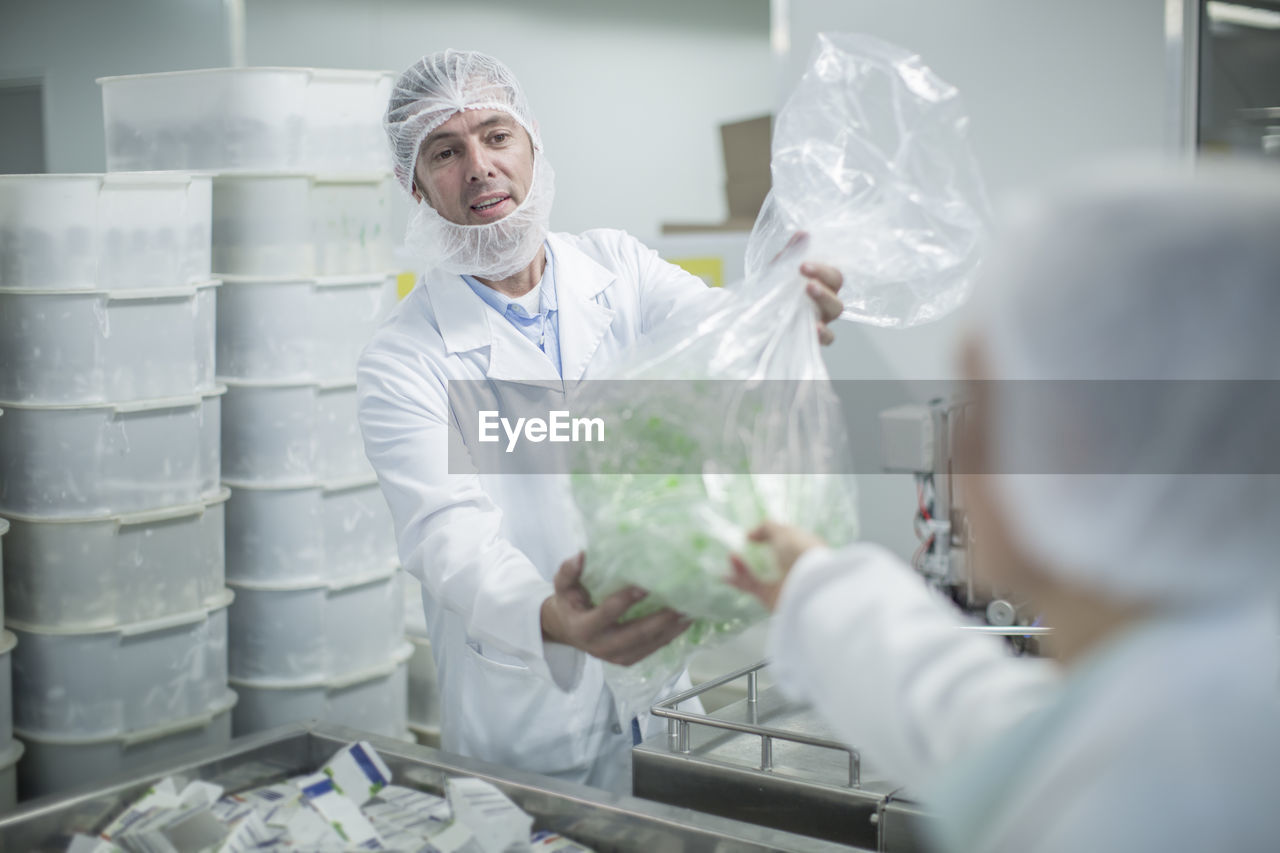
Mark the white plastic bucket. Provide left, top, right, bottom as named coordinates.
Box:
left=0, top=518, right=8, bottom=630
left=228, top=566, right=402, bottom=683
left=99, top=68, right=393, bottom=173
left=230, top=643, right=410, bottom=738
left=0, top=173, right=211, bottom=291
left=407, top=633, right=441, bottom=731
left=0, top=739, right=23, bottom=812
left=216, top=273, right=395, bottom=384
left=0, top=388, right=223, bottom=518
left=10, top=591, right=231, bottom=739
left=224, top=477, right=396, bottom=587
left=212, top=173, right=392, bottom=277
left=0, top=281, right=217, bottom=405
left=0, top=632, right=14, bottom=746
left=221, top=380, right=371, bottom=485
left=1, top=490, right=228, bottom=630
left=16, top=691, right=234, bottom=801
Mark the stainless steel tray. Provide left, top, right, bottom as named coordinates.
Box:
left=0, top=721, right=868, bottom=852
left=635, top=662, right=934, bottom=852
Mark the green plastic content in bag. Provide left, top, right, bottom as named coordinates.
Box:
left=567, top=340, right=860, bottom=718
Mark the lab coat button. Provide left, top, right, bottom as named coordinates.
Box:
left=611, top=722, right=623, bottom=735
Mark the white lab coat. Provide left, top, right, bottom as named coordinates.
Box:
left=770, top=543, right=1280, bottom=852
left=768, top=543, right=1061, bottom=788
left=356, top=229, right=716, bottom=791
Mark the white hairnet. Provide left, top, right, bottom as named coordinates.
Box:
left=402, top=156, right=555, bottom=280
left=976, top=160, right=1280, bottom=606
left=385, top=50, right=541, bottom=193
left=386, top=50, right=554, bottom=280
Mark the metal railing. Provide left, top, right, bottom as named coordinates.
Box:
left=650, top=661, right=862, bottom=788
left=649, top=624, right=1052, bottom=790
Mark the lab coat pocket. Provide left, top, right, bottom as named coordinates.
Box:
left=456, top=640, right=600, bottom=775
left=464, top=639, right=526, bottom=671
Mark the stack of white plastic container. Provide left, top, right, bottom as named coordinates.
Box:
left=0, top=518, right=17, bottom=809
left=402, top=573, right=441, bottom=747
left=96, top=67, right=410, bottom=740
left=0, top=172, right=232, bottom=800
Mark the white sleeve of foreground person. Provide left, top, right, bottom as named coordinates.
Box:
left=768, top=542, right=1062, bottom=787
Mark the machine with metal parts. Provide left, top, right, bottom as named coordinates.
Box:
left=880, top=396, right=1044, bottom=645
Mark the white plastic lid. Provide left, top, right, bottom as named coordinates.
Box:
left=229, top=642, right=412, bottom=692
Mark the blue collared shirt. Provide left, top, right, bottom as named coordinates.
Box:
left=461, top=243, right=562, bottom=378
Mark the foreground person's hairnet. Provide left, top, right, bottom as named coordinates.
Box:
left=977, top=161, right=1280, bottom=605
left=385, top=50, right=553, bottom=279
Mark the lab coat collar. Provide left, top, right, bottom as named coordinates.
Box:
left=424, top=266, right=496, bottom=357
left=546, top=232, right=616, bottom=384
left=424, top=233, right=616, bottom=387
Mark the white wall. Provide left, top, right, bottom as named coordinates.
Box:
left=786, top=0, right=1171, bottom=559
left=0, top=0, right=773, bottom=243
left=0, top=0, right=231, bottom=173
left=0, top=84, right=46, bottom=173
left=242, top=0, right=774, bottom=245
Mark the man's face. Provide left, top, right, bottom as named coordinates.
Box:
left=412, top=109, right=535, bottom=225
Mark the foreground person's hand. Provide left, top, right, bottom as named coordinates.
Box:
left=728, top=521, right=826, bottom=612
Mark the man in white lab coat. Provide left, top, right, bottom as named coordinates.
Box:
left=729, top=163, right=1280, bottom=851
left=357, top=50, right=844, bottom=792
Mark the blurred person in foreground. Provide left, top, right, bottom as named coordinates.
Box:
left=730, top=162, right=1280, bottom=852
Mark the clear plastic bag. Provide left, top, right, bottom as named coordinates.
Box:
left=569, top=33, right=989, bottom=716
left=569, top=240, right=860, bottom=718
left=746, top=33, right=991, bottom=328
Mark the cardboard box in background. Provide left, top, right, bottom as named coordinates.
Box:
left=659, top=113, right=773, bottom=237
left=660, top=216, right=758, bottom=235
left=721, top=114, right=773, bottom=222
left=720, top=114, right=773, bottom=183
left=725, top=178, right=771, bottom=221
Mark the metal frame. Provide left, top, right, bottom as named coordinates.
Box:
left=652, top=661, right=863, bottom=786
left=961, top=625, right=1052, bottom=636
left=1166, top=0, right=1203, bottom=153
left=225, top=0, right=246, bottom=67
left=649, top=641, right=1050, bottom=791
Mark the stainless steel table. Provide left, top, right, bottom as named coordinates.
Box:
left=0, top=721, right=870, bottom=852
